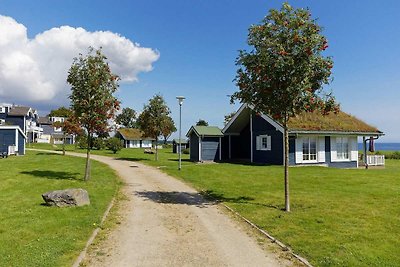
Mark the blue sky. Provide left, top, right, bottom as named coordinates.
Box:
left=1, top=1, right=399, bottom=142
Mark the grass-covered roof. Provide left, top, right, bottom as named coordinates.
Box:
left=288, top=111, right=381, bottom=133
left=117, top=128, right=155, bottom=141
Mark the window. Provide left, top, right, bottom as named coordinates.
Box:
left=302, top=137, right=317, bottom=162
left=336, top=137, right=349, bottom=160
left=0, top=119, right=4, bottom=125
left=256, top=135, right=271, bottom=151
left=0, top=107, right=5, bottom=113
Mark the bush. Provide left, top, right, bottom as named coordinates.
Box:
left=92, top=137, right=105, bottom=150
left=106, top=137, right=122, bottom=154
left=76, top=135, right=88, bottom=149
left=182, top=148, right=190, bottom=154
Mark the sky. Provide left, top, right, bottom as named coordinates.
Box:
left=0, top=0, right=399, bottom=142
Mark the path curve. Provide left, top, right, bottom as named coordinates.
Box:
left=35, top=150, right=296, bottom=266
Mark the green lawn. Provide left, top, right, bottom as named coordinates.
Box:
left=30, top=143, right=400, bottom=266
left=0, top=151, right=120, bottom=266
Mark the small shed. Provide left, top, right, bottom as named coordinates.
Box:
left=0, top=126, right=26, bottom=156
left=186, top=126, right=224, bottom=162
left=116, top=128, right=155, bottom=148
left=172, top=139, right=189, bottom=153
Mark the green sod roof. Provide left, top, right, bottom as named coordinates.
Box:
left=187, top=126, right=224, bottom=137
left=117, top=128, right=155, bottom=141
left=288, top=111, right=381, bottom=133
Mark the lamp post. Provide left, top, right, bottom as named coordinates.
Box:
left=176, top=96, right=185, bottom=170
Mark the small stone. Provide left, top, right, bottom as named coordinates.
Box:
left=42, top=188, right=90, bottom=207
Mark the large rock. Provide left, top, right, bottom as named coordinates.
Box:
left=42, top=188, right=90, bottom=207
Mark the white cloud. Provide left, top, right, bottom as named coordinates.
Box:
left=0, top=15, right=159, bottom=105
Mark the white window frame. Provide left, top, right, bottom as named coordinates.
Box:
left=336, top=137, right=350, bottom=160
left=0, top=119, right=5, bottom=125
left=0, top=107, right=5, bottom=113
left=256, top=135, right=271, bottom=151
left=302, top=136, right=318, bottom=163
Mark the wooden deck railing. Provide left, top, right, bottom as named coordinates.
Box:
left=367, top=155, right=385, bottom=166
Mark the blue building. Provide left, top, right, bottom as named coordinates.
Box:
left=221, top=104, right=384, bottom=168
left=186, top=126, right=224, bottom=162
left=0, top=125, right=26, bottom=156
left=0, top=104, right=42, bottom=143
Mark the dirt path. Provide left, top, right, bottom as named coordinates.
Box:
left=38, top=150, right=297, bottom=266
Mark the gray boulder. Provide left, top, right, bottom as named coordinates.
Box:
left=42, top=188, right=90, bottom=207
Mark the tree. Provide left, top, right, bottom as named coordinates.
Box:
left=106, top=137, right=123, bottom=154
left=161, top=116, right=176, bottom=144
left=67, top=47, right=120, bottom=181
left=224, top=112, right=236, bottom=125
left=196, top=119, right=209, bottom=126
left=231, top=3, right=339, bottom=212
left=116, top=107, right=137, bottom=128
left=48, top=106, right=72, bottom=117
left=137, top=94, right=172, bottom=161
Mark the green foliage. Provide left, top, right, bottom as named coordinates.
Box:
left=77, top=135, right=88, bottom=149
left=224, top=112, right=236, bottom=125
left=116, top=107, right=137, bottom=128
left=67, top=47, right=120, bottom=180
left=161, top=116, right=176, bottom=144
left=232, top=3, right=338, bottom=121
left=106, top=137, right=123, bottom=154
left=182, top=148, right=190, bottom=154
left=196, top=119, right=209, bottom=126
left=48, top=106, right=72, bottom=118
left=92, top=137, right=105, bottom=150
left=137, top=94, right=173, bottom=160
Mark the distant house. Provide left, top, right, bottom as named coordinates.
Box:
left=186, top=126, right=224, bottom=162
left=0, top=104, right=42, bottom=143
left=116, top=128, right=155, bottom=148
left=37, top=117, right=74, bottom=144
left=0, top=125, right=27, bottom=156
left=221, top=104, right=384, bottom=168
left=172, top=139, right=189, bottom=153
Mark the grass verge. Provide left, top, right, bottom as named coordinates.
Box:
left=30, top=143, right=400, bottom=266
left=0, top=150, right=120, bottom=266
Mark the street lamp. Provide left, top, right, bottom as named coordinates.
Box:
left=176, top=96, right=185, bottom=170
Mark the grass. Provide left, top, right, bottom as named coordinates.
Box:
left=30, top=143, right=400, bottom=266
left=0, top=150, right=120, bottom=266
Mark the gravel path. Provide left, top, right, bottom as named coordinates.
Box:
left=37, top=150, right=297, bottom=266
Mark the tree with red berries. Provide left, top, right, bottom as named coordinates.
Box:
left=68, top=47, right=120, bottom=181
left=231, top=3, right=339, bottom=212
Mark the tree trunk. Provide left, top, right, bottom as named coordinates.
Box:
left=155, top=137, right=158, bottom=161
left=62, top=133, right=66, bottom=156
left=84, top=135, right=92, bottom=181
left=284, top=124, right=290, bottom=212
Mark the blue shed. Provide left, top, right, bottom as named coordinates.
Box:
left=0, top=126, right=27, bottom=156
left=186, top=126, right=224, bottom=162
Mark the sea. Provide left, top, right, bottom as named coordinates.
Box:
left=358, top=143, right=400, bottom=151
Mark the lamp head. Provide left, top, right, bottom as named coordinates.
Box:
left=176, top=96, right=185, bottom=105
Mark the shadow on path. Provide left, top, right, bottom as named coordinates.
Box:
left=135, top=191, right=216, bottom=207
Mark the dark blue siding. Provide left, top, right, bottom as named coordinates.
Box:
left=221, top=136, right=230, bottom=160
left=5, top=117, right=24, bottom=131
left=201, top=137, right=220, bottom=161
left=18, top=131, right=25, bottom=155
left=0, top=129, right=15, bottom=153
left=289, top=137, right=296, bottom=165
left=189, top=134, right=199, bottom=161
left=252, top=114, right=284, bottom=164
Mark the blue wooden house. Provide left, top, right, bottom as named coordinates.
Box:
left=186, top=126, right=224, bottom=162
left=221, top=104, right=384, bottom=168
left=0, top=126, right=27, bottom=156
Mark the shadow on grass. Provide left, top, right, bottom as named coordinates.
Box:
left=201, top=190, right=283, bottom=211
left=167, top=158, right=191, bottom=162
left=135, top=191, right=216, bottom=207
left=115, top=157, right=150, bottom=162
left=20, top=170, right=81, bottom=180
left=34, top=152, right=61, bottom=156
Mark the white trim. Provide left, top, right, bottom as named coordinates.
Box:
left=0, top=126, right=27, bottom=139
left=350, top=136, right=358, bottom=163
left=302, top=136, right=318, bottom=163
left=250, top=112, right=253, bottom=163
left=295, top=137, right=303, bottom=164
left=15, top=129, right=18, bottom=152
left=318, top=137, right=325, bottom=163
left=256, top=135, right=271, bottom=151
left=199, top=137, right=202, bottom=161
left=290, top=130, right=383, bottom=137
left=332, top=136, right=352, bottom=162
left=222, top=104, right=248, bottom=133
